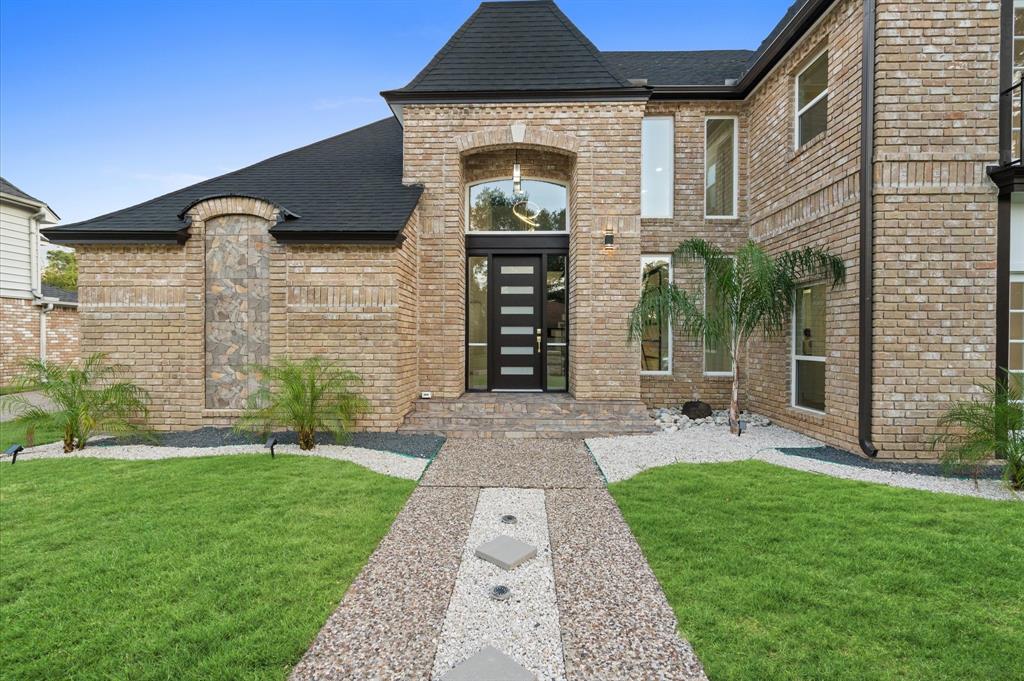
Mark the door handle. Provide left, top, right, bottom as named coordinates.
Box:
left=536, top=329, right=542, bottom=353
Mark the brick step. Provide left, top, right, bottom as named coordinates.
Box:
left=400, top=415, right=654, bottom=429
left=403, top=428, right=655, bottom=439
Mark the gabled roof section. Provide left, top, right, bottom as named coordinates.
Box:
left=383, top=0, right=647, bottom=102
left=41, top=283, right=78, bottom=305
left=42, top=118, right=423, bottom=245
left=603, top=50, right=754, bottom=87
left=1, top=176, right=59, bottom=220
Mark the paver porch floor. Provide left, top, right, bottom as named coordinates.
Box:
left=290, top=439, right=706, bottom=681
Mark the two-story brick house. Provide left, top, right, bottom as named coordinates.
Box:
left=43, top=0, right=1016, bottom=459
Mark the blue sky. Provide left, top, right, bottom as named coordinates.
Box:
left=1, top=0, right=791, bottom=224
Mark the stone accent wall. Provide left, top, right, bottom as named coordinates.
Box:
left=0, top=296, right=79, bottom=384
left=77, top=196, right=420, bottom=432
left=204, top=214, right=271, bottom=409
left=402, top=103, right=647, bottom=401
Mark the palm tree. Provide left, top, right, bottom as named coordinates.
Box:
left=931, top=380, right=1024, bottom=490
left=629, top=239, right=846, bottom=434
left=236, top=357, right=368, bottom=450
left=6, top=353, right=149, bottom=452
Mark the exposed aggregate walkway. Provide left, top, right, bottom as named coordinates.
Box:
left=291, top=438, right=708, bottom=681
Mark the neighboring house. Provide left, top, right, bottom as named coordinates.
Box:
left=40, top=0, right=1017, bottom=459
left=0, top=177, right=78, bottom=385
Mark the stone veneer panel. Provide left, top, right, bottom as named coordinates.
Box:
left=204, top=214, right=271, bottom=409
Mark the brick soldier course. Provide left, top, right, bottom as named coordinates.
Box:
left=44, top=0, right=1008, bottom=459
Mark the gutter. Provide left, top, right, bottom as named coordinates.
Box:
left=858, top=0, right=878, bottom=457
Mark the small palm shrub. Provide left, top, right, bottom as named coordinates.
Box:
left=6, top=353, right=150, bottom=452
left=931, top=380, right=1024, bottom=490
left=236, top=357, right=368, bottom=450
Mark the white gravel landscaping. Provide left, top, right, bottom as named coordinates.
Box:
left=431, top=488, right=565, bottom=681
left=587, top=426, right=1020, bottom=502
left=12, top=441, right=428, bottom=480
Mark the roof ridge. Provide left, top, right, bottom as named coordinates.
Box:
left=53, top=117, right=396, bottom=230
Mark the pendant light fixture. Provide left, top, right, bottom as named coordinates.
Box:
left=512, top=148, right=522, bottom=195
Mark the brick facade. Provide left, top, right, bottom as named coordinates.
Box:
left=0, top=296, right=79, bottom=385
left=65, top=0, right=1005, bottom=458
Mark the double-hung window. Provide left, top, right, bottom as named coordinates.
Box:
left=641, top=117, right=674, bottom=218
left=640, top=255, right=672, bottom=374
left=795, top=50, right=828, bottom=148
left=705, top=117, right=737, bottom=218
left=792, top=282, right=827, bottom=412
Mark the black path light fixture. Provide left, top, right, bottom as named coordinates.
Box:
left=5, top=444, right=24, bottom=465
left=265, top=436, right=278, bottom=458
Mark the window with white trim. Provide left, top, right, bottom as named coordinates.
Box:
left=792, top=282, right=826, bottom=412
left=795, top=50, right=828, bottom=148
left=705, top=117, right=737, bottom=218
left=1010, top=275, right=1024, bottom=394
left=641, top=117, right=673, bottom=218
left=640, top=255, right=672, bottom=373
left=704, top=267, right=733, bottom=375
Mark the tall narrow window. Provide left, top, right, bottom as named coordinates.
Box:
left=795, top=50, right=828, bottom=148
left=1011, top=275, right=1024, bottom=395
left=640, top=255, right=672, bottom=373
left=641, top=117, right=673, bottom=218
left=545, top=255, right=568, bottom=391
left=704, top=268, right=733, bottom=375
left=705, top=117, right=737, bottom=218
left=793, top=282, right=827, bottom=412
left=467, top=256, right=488, bottom=390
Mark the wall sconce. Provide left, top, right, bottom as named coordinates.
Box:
left=603, top=231, right=615, bottom=251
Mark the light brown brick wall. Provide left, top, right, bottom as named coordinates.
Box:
left=45, top=306, right=79, bottom=367
left=402, top=103, right=646, bottom=401
left=741, top=0, right=864, bottom=453
left=1, top=297, right=39, bottom=384
left=870, top=0, right=1000, bottom=458
left=639, top=101, right=748, bottom=410
left=0, top=298, right=80, bottom=384
left=77, top=196, right=419, bottom=432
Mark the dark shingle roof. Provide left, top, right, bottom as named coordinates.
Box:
left=41, top=283, right=78, bottom=304
left=743, top=0, right=813, bottom=75
left=42, top=117, right=422, bottom=245
left=602, top=50, right=755, bottom=87
left=1, top=177, right=45, bottom=205
left=385, top=0, right=633, bottom=95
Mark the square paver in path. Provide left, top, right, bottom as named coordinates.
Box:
left=440, top=645, right=535, bottom=681
left=475, top=535, right=537, bottom=571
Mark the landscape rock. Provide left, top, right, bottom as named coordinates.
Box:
left=680, top=401, right=713, bottom=420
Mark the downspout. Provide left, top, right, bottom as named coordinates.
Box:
left=39, top=302, right=53, bottom=363
left=858, top=0, right=879, bottom=457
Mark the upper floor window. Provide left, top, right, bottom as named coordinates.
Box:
left=468, top=179, right=566, bottom=232
left=1015, top=1, right=1024, bottom=77
left=705, top=117, right=737, bottom=218
left=641, top=117, right=674, bottom=218
left=796, top=50, right=828, bottom=148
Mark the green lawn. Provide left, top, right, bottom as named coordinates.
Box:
left=610, top=461, right=1024, bottom=681
left=0, top=416, right=64, bottom=451
left=0, top=455, right=414, bottom=680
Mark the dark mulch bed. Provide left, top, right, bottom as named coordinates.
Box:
left=776, top=446, right=1006, bottom=480
left=92, top=428, right=444, bottom=459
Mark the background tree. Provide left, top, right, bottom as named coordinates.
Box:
left=41, top=249, right=78, bottom=290
left=629, top=238, right=846, bottom=434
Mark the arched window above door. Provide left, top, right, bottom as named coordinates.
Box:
left=467, top=179, right=567, bottom=232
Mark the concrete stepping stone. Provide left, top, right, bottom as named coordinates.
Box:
left=475, top=535, right=537, bottom=571
left=440, top=645, right=535, bottom=681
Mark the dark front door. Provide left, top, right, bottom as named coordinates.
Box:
left=491, top=255, right=543, bottom=390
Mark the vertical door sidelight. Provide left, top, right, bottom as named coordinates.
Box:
left=492, top=255, right=543, bottom=390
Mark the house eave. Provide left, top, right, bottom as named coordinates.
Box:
left=381, top=87, right=651, bottom=105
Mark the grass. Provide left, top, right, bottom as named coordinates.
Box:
left=0, top=416, right=64, bottom=451
left=0, top=454, right=415, bottom=680
left=609, top=461, right=1024, bottom=681
left=0, top=385, right=30, bottom=396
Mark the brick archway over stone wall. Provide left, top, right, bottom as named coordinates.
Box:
left=454, top=123, right=580, bottom=158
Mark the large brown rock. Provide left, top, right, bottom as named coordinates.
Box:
left=680, top=400, right=713, bottom=420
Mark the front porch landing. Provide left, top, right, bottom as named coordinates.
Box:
left=397, top=393, right=657, bottom=439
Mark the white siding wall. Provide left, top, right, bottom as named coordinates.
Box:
left=0, top=201, right=37, bottom=298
